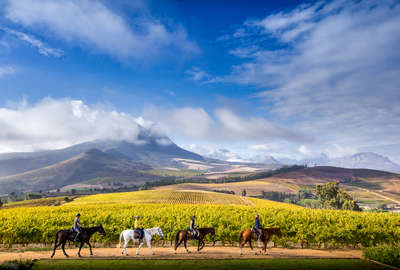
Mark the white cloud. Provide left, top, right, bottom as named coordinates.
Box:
left=3, top=28, right=63, bottom=57
left=157, top=107, right=213, bottom=139
left=186, top=67, right=211, bottom=81
left=0, top=98, right=146, bottom=153
left=212, top=0, right=400, bottom=161
left=0, top=66, right=15, bottom=78
left=249, top=143, right=280, bottom=151
left=4, top=0, right=198, bottom=61
left=298, top=145, right=311, bottom=156
left=215, top=108, right=310, bottom=142
left=187, top=144, right=249, bottom=162
left=146, top=106, right=308, bottom=143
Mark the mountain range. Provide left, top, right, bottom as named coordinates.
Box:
left=0, top=125, right=399, bottom=194
left=258, top=152, right=400, bottom=173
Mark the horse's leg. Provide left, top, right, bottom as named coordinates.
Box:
left=61, top=240, right=69, bottom=258
left=174, top=238, right=182, bottom=254
left=263, top=236, right=269, bottom=255
left=78, top=242, right=84, bottom=257
left=147, top=239, right=155, bottom=255
left=239, top=239, right=244, bottom=256
left=199, top=240, right=205, bottom=252
left=86, top=241, right=93, bottom=256
left=51, top=234, right=62, bottom=258
left=184, top=238, right=190, bottom=254
left=122, top=239, right=128, bottom=255
left=197, top=237, right=202, bottom=252
left=136, top=240, right=144, bottom=256
left=249, top=238, right=256, bottom=255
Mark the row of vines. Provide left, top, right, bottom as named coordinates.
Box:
left=1, top=202, right=400, bottom=247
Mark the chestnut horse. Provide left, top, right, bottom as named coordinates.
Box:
left=173, top=228, right=215, bottom=253
left=50, top=225, right=106, bottom=258
left=238, top=227, right=281, bottom=255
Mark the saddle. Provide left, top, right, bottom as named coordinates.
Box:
left=187, top=228, right=199, bottom=239
left=251, top=228, right=264, bottom=241
left=134, top=229, right=144, bottom=240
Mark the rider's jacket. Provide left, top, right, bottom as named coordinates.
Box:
left=74, top=218, right=81, bottom=231
left=254, top=217, right=261, bottom=229
left=189, top=219, right=195, bottom=230
left=134, top=219, right=142, bottom=229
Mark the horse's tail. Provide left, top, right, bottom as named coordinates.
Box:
left=118, top=231, right=124, bottom=248
left=174, top=231, right=180, bottom=248
left=238, top=230, right=244, bottom=243
left=54, top=230, right=60, bottom=246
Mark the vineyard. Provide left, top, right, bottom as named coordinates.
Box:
left=70, top=189, right=253, bottom=206
left=0, top=190, right=400, bottom=248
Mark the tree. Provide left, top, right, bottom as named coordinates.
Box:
left=315, top=182, right=361, bottom=211
left=0, top=200, right=3, bottom=208
left=242, top=189, right=247, bottom=197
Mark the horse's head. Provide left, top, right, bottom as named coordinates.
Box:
left=98, top=224, right=106, bottom=236
left=157, top=226, right=164, bottom=238
left=210, top=228, right=216, bottom=246
left=274, top=228, right=282, bottom=238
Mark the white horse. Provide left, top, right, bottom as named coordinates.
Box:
left=119, top=226, right=163, bottom=256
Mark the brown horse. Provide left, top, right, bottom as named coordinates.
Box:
left=50, top=225, right=106, bottom=258
left=173, top=228, right=215, bottom=254
left=238, top=227, right=281, bottom=255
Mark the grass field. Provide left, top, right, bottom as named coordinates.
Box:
left=30, top=259, right=389, bottom=270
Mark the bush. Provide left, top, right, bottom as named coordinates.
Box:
left=363, top=245, right=400, bottom=267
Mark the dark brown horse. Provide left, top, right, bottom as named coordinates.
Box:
left=238, top=227, right=281, bottom=255
left=173, top=228, right=215, bottom=254
left=50, top=225, right=106, bottom=258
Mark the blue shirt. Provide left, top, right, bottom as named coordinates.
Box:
left=74, top=218, right=81, bottom=230
left=255, top=217, right=261, bottom=229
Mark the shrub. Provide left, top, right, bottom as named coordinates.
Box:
left=363, top=245, right=400, bottom=267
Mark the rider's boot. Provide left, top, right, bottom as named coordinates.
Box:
left=74, top=232, right=80, bottom=242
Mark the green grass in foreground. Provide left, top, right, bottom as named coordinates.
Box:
left=32, top=259, right=389, bottom=270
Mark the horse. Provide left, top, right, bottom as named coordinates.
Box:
left=238, top=227, right=282, bottom=255
left=119, top=226, right=164, bottom=256
left=173, top=228, right=215, bottom=254
left=50, top=224, right=106, bottom=258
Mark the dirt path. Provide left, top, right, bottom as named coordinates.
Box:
left=0, top=247, right=362, bottom=263
left=359, top=187, right=400, bottom=204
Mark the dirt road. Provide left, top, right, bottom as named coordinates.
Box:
left=0, top=246, right=362, bottom=263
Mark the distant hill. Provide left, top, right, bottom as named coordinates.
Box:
left=280, top=152, right=400, bottom=173
left=0, top=131, right=204, bottom=177
left=0, top=149, right=155, bottom=193
left=275, top=165, right=399, bottom=182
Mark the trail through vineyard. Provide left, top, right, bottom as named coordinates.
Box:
left=0, top=247, right=362, bottom=263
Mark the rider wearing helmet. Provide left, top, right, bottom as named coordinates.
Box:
left=73, top=213, right=81, bottom=241
left=134, top=215, right=144, bottom=239
left=254, top=214, right=263, bottom=240
left=189, top=215, right=198, bottom=238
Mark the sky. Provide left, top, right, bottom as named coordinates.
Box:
left=0, top=0, right=399, bottom=163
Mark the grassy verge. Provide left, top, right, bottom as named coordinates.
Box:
left=363, top=246, right=400, bottom=268
left=32, top=259, right=389, bottom=270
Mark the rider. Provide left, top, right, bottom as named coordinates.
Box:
left=254, top=214, right=263, bottom=240
left=134, top=215, right=144, bottom=239
left=189, top=215, right=198, bottom=238
left=73, top=213, right=82, bottom=242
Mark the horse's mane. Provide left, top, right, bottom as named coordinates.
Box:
left=264, top=227, right=281, bottom=234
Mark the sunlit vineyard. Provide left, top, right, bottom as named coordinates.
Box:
left=0, top=190, right=400, bottom=248
left=70, top=189, right=252, bottom=206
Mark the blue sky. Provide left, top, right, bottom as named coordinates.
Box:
left=0, top=0, right=399, bottom=164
